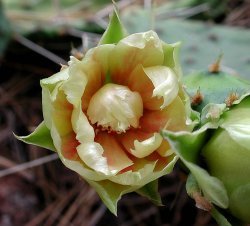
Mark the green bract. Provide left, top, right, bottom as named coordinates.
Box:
left=17, top=7, right=196, bottom=214
left=163, top=66, right=250, bottom=225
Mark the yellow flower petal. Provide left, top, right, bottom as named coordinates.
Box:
left=62, top=57, right=102, bottom=111
left=71, top=104, right=95, bottom=143
left=131, top=133, right=163, bottom=158
left=87, top=84, right=143, bottom=133
left=41, top=68, right=70, bottom=129
left=110, top=31, right=164, bottom=85
left=83, top=44, right=115, bottom=81
left=120, top=130, right=162, bottom=158
left=144, top=66, right=179, bottom=109
left=77, top=142, right=111, bottom=175
left=128, top=64, right=163, bottom=110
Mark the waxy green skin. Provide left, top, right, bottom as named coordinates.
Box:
left=202, top=96, right=250, bottom=223
left=184, top=70, right=250, bottom=112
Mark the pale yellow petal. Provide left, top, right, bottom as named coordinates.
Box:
left=110, top=31, right=164, bottom=85
left=77, top=142, right=111, bottom=175
left=144, top=66, right=179, bottom=109
left=87, top=84, right=143, bottom=133
left=71, top=104, right=95, bottom=143
left=83, top=44, right=115, bottom=81
left=119, top=130, right=162, bottom=158
left=131, top=133, right=163, bottom=158
left=128, top=65, right=163, bottom=110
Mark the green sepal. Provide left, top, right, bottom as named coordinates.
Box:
left=98, top=2, right=128, bottom=45
left=87, top=179, right=138, bottom=215
left=186, top=174, right=245, bottom=226
left=161, top=127, right=207, bottom=163
left=136, top=180, right=162, bottom=206
left=211, top=207, right=233, bottom=226
left=84, top=156, right=178, bottom=214
left=211, top=207, right=246, bottom=226
left=162, top=42, right=182, bottom=78
left=162, top=129, right=229, bottom=209
left=186, top=173, right=214, bottom=211
left=186, top=173, right=201, bottom=197
left=15, top=121, right=55, bottom=151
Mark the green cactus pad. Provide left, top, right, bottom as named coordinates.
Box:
left=183, top=70, right=250, bottom=112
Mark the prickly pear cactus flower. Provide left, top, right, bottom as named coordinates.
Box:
left=17, top=10, right=196, bottom=214
left=163, top=74, right=250, bottom=225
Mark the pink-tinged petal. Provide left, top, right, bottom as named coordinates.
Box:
left=120, top=130, right=152, bottom=154
left=51, top=122, right=109, bottom=181
left=61, top=132, right=80, bottom=160
left=51, top=90, right=79, bottom=160
left=140, top=96, right=188, bottom=133
left=95, top=133, right=133, bottom=173
left=110, top=31, right=164, bottom=85
left=128, top=65, right=163, bottom=110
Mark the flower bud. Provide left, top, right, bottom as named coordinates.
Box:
left=202, top=95, right=250, bottom=223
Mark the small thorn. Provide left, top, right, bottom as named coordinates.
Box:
left=71, top=48, right=84, bottom=60
left=225, top=92, right=239, bottom=107
left=192, top=192, right=212, bottom=212
left=191, top=88, right=203, bottom=107
left=209, top=52, right=223, bottom=73
left=60, top=64, right=68, bottom=71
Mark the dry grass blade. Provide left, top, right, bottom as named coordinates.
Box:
left=58, top=187, right=89, bottom=226
left=14, top=33, right=67, bottom=65
left=87, top=204, right=106, bottom=226
left=24, top=200, right=59, bottom=226
left=58, top=188, right=97, bottom=226
left=94, top=0, right=137, bottom=28
left=0, top=155, right=33, bottom=181
left=43, top=185, right=82, bottom=226
left=0, top=153, right=58, bottom=178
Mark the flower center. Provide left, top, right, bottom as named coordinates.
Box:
left=87, top=83, right=143, bottom=133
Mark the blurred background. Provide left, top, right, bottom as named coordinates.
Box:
left=0, top=0, right=250, bottom=225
